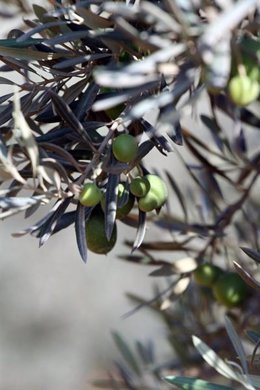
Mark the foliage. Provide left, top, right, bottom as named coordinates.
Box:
left=0, top=0, right=259, bottom=388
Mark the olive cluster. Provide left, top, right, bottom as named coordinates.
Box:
left=78, top=134, right=168, bottom=255
left=193, top=263, right=249, bottom=308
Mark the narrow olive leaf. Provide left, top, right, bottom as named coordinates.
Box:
left=53, top=53, right=111, bottom=70
left=246, top=331, right=260, bottom=345
left=114, top=361, right=136, bottom=388
left=149, top=265, right=176, bottom=277
left=192, top=336, right=251, bottom=387
left=204, top=36, right=231, bottom=90
left=0, top=195, right=45, bottom=209
left=200, top=115, right=225, bottom=152
left=0, top=45, right=62, bottom=61
left=118, top=254, right=169, bottom=266
left=132, top=210, right=146, bottom=253
left=75, top=202, right=90, bottom=263
left=92, top=91, right=129, bottom=112
left=0, top=92, right=13, bottom=104
left=112, top=332, right=141, bottom=377
left=198, top=0, right=258, bottom=63
left=12, top=200, right=65, bottom=237
left=240, top=247, right=260, bottom=264
left=77, top=7, right=113, bottom=29
left=16, top=20, right=69, bottom=42
left=128, top=140, right=154, bottom=169
left=225, top=316, right=248, bottom=375
left=39, top=142, right=84, bottom=173
left=39, top=197, right=71, bottom=246
left=0, top=138, right=25, bottom=184
left=246, top=375, right=260, bottom=389
left=13, top=90, right=39, bottom=177
left=62, top=78, right=88, bottom=105
left=105, top=174, right=119, bottom=241
left=0, top=76, right=16, bottom=85
left=0, top=38, right=44, bottom=48
left=136, top=340, right=154, bottom=365
left=237, top=153, right=260, bottom=185
left=126, top=240, right=194, bottom=252
left=233, top=261, right=260, bottom=291
left=184, top=136, right=233, bottom=185
left=49, top=90, right=96, bottom=152
left=44, top=30, right=91, bottom=46
left=75, top=82, right=100, bottom=121
left=141, top=0, right=181, bottom=33
left=141, top=119, right=173, bottom=154
left=52, top=210, right=76, bottom=234
left=251, top=342, right=260, bottom=368
left=167, top=120, right=183, bottom=145
left=163, top=376, right=233, bottom=390
left=24, top=198, right=42, bottom=219
left=165, top=171, right=188, bottom=221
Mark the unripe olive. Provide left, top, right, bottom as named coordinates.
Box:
left=146, top=174, right=168, bottom=205
left=85, top=212, right=117, bottom=254
left=79, top=182, right=102, bottom=207
left=193, top=263, right=224, bottom=288
left=116, top=183, right=135, bottom=219
left=112, top=134, right=138, bottom=163
left=138, top=190, right=160, bottom=212
left=130, top=176, right=150, bottom=198
left=213, top=272, right=248, bottom=308
left=228, top=75, right=259, bottom=106
left=138, top=175, right=168, bottom=212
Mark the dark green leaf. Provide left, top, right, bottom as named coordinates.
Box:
left=240, top=247, right=260, bottom=263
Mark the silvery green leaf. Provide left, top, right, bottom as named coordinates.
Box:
left=132, top=209, right=146, bottom=252
left=164, top=375, right=233, bottom=389
left=0, top=195, right=45, bottom=209
left=0, top=137, right=25, bottom=184
left=13, top=90, right=39, bottom=178
left=192, top=336, right=255, bottom=390
left=199, top=0, right=258, bottom=64
left=105, top=174, right=120, bottom=240
left=233, top=261, right=260, bottom=292
left=225, top=316, right=248, bottom=374
left=39, top=197, right=71, bottom=246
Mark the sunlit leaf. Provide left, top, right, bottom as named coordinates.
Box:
left=164, top=375, right=233, bottom=389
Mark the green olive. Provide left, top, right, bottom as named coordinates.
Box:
left=138, top=190, right=160, bottom=212
left=228, top=75, right=259, bottom=106
left=130, top=176, right=150, bottom=198
left=193, top=263, right=224, bottom=288
left=213, top=273, right=248, bottom=308
left=138, top=174, right=168, bottom=212
left=85, top=212, right=117, bottom=254
left=112, top=134, right=138, bottom=163
left=79, top=183, right=102, bottom=207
